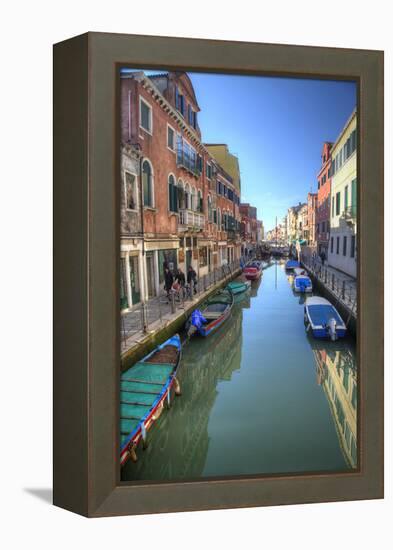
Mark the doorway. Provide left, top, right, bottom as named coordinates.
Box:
left=129, top=255, right=141, bottom=305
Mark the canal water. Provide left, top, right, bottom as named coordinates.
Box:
left=121, top=260, right=357, bottom=482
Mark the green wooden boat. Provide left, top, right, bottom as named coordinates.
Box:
left=226, top=280, right=251, bottom=295
left=120, top=334, right=182, bottom=466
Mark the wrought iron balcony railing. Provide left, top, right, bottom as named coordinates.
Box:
left=179, top=209, right=205, bottom=229
left=227, top=229, right=240, bottom=240
left=341, top=206, right=357, bottom=224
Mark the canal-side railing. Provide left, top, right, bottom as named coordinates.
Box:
left=301, top=256, right=357, bottom=319
left=121, top=260, right=241, bottom=350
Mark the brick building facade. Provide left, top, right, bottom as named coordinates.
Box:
left=120, top=70, right=242, bottom=310
left=239, top=203, right=259, bottom=252
left=316, top=141, right=333, bottom=256
left=306, top=192, right=318, bottom=246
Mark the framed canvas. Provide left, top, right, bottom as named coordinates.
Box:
left=53, top=32, right=384, bottom=517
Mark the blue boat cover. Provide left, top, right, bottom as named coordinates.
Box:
left=191, top=309, right=207, bottom=329
left=286, top=260, right=300, bottom=268
left=295, top=276, right=312, bottom=291
left=307, top=305, right=343, bottom=327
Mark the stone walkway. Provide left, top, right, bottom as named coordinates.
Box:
left=120, top=262, right=242, bottom=354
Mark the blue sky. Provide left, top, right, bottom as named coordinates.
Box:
left=123, top=69, right=356, bottom=231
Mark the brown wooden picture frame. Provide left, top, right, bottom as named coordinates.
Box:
left=53, top=32, right=383, bottom=517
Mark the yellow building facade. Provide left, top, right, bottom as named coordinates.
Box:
left=204, top=143, right=241, bottom=193
left=329, top=110, right=357, bottom=277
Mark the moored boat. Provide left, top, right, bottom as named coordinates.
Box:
left=226, top=280, right=251, bottom=295
left=285, top=259, right=300, bottom=270
left=243, top=261, right=262, bottom=280
left=304, top=296, right=346, bottom=340
left=188, top=289, right=234, bottom=337
left=294, top=273, right=313, bottom=293
left=120, top=335, right=182, bottom=467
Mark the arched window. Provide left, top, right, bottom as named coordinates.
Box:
left=142, top=159, right=153, bottom=207
left=198, top=189, right=203, bottom=213
left=168, top=174, right=178, bottom=213
left=191, top=186, right=197, bottom=211
left=184, top=183, right=190, bottom=210
left=177, top=179, right=185, bottom=210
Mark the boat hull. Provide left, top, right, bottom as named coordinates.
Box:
left=198, top=309, right=231, bottom=337
left=120, top=335, right=181, bottom=467
left=193, top=289, right=234, bottom=338
left=285, top=260, right=301, bottom=271
left=226, top=281, right=251, bottom=295
left=310, top=326, right=347, bottom=339
left=244, top=269, right=262, bottom=280
left=304, top=298, right=347, bottom=340
left=294, top=276, right=313, bottom=293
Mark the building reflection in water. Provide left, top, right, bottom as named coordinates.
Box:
left=309, top=336, right=357, bottom=468
left=121, top=301, right=245, bottom=482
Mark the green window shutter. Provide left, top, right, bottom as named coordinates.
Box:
left=143, top=174, right=149, bottom=206
left=344, top=185, right=348, bottom=209
left=142, top=161, right=152, bottom=207
left=168, top=178, right=177, bottom=212
left=351, top=178, right=357, bottom=212
left=168, top=181, right=173, bottom=211
left=148, top=181, right=152, bottom=207
left=174, top=185, right=178, bottom=212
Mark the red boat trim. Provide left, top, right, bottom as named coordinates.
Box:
left=202, top=311, right=229, bottom=333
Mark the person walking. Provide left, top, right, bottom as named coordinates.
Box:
left=320, top=250, right=326, bottom=266
left=175, top=267, right=186, bottom=300
left=164, top=267, right=174, bottom=301
left=187, top=265, right=197, bottom=295
left=175, top=267, right=186, bottom=287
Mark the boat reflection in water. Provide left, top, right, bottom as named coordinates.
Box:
left=308, top=335, right=357, bottom=468
left=121, top=302, right=244, bottom=482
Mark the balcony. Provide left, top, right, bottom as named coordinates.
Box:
left=179, top=209, right=205, bottom=230
left=227, top=229, right=240, bottom=240
left=176, top=150, right=201, bottom=178
left=217, top=230, right=228, bottom=241
left=341, top=206, right=356, bottom=226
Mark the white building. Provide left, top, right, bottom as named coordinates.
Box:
left=329, top=110, right=357, bottom=278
